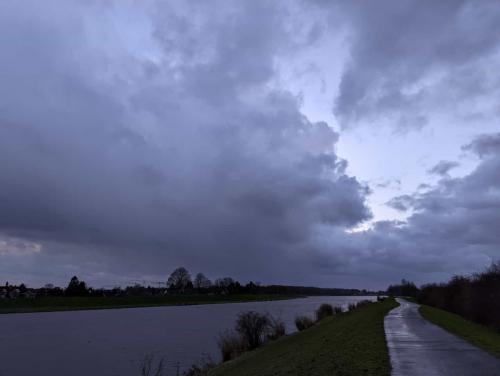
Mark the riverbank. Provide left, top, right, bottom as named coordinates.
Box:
left=0, top=294, right=301, bottom=314
left=419, top=304, right=500, bottom=358
left=210, top=298, right=398, bottom=376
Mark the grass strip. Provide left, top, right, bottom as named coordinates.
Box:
left=419, top=305, right=500, bottom=359
left=0, top=294, right=300, bottom=314
left=210, top=298, right=399, bottom=376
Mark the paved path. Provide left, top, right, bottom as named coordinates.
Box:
left=384, top=298, right=500, bottom=376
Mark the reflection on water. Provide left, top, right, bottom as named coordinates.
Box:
left=0, top=296, right=375, bottom=376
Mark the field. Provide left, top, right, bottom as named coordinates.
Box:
left=210, top=298, right=399, bottom=376
left=0, top=294, right=299, bottom=314
left=419, top=304, right=500, bottom=358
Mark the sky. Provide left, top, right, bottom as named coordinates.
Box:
left=1, top=0, right=499, bottom=289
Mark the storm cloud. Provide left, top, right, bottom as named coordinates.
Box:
left=357, top=133, right=500, bottom=284
left=0, top=1, right=499, bottom=289
left=330, top=0, right=500, bottom=130
left=0, top=1, right=370, bottom=286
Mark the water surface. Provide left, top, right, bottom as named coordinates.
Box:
left=0, top=296, right=375, bottom=376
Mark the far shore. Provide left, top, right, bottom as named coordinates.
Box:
left=0, top=294, right=306, bottom=315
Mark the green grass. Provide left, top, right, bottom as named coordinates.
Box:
left=402, top=296, right=417, bottom=303
left=419, top=305, right=500, bottom=359
left=210, top=298, right=399, bottom=376
left=0, top=294, right=299, bottom=314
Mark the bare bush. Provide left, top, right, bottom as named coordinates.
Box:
left=356, top=300, right=372, bottom=308
left=295, top=315, right=314, bottom=331
left=347, top=300, right=372, bottom=312
left=333, top=306, right=343, bottom=315
left=235, top=311, right=270, bottom=349
left=140, top=355, right=165, bottom=376
left=217, top=311, right=288, bottom=362
left=183, top=357, right=215, bottom=376
left=267, top=316, right=286, bottom=340
left=217, top=330, right=246, bottom=362
left=315, top=303, right=334, bottom=321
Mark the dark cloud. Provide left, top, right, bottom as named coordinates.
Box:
left=366, top=132, right=500, bottom=284
left=327, top=0, right=500, bottom=129
left=0, top=1, right=370, bottom=287
left=386, top=195, right=415, bottom=212
left=427, top=160, right=460, bottom=176
left=1, top=1, right=499, bottom=290
left=462, top=132, right=500, bottom=158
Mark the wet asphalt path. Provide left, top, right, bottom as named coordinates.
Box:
left=384, top=298, right=500, bottom=376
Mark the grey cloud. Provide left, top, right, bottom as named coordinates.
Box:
left=1, top=1, right=499, bottom=290
left=385, top=194, right=416, bottom=212
left=374, top=179, right=401, bottom=190
left=325, top=0, right=500, bottom=129
left=427, top=160, right=460, bottom=176
left=462, top=132, right=500, bottom=158
left=0, top=1, right=370, bottom=287
left=365, top=132, right=500, bottom=284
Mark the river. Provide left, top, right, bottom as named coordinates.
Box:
left=0, top=296, right=376, bottom=376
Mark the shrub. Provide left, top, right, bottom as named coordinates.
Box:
left=356, top=300, right=372, bottom=308
left=235, top=311, right=270, bottom=350
left=295, top=315, right=314, bottom=331
left=347, top=300, right=372, bottom=312
left=315, top=303, right=334, bottom=321
left=139, top=354, right=164, bottom=376
left=267, top=316, right=286, bottom=340
left=217, top=311, right=287, bottom=363
left=217, top=330, right=246, bottom=362
left=333, top=306, right=343, bottom=315
left=183, top=358, right=215, bottom=376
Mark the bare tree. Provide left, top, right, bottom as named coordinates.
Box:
left=193, top=273, right=212, bottom=290
left=167, top=267, right=192, bottom=292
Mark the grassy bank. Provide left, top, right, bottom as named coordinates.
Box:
left=0, top=294, right=300, bottom=314
left=419, top=305, right=500, bottom=359
left=401, top=296, right=417, bottom=303
left=210, top=298, right=399, bottom=376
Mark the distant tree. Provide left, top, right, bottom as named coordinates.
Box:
left=193, top=273, right=212, bottom=291
left=167, top=267, right=193, bottom=292
left=65, top=276, right=89, bottom=296
left=214, top=277, right=239, bottom=294
left=245, top=281, right=259, bottom=294
left=387, top=279, right=419, bottom=297
left=126, top=284, right=148, bottom=296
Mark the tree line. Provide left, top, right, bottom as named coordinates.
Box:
left=1, top=266, right=379, bottom=299
left=165, top=266, right=376, bottom=296
left=386, top=262, right=500, bottom=332
left=418, top=262, right=500, bottom=331
left=386, top=279, right=419, bottom=297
